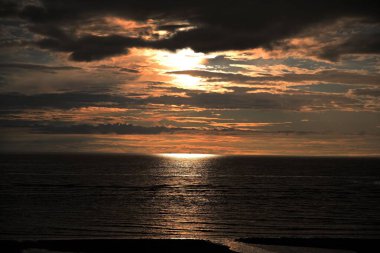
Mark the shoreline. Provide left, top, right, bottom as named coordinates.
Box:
left=1, top=238, right=379, bottom=253
left=237, top=237, right=379, bottom=253
left=0, top=239, right=236, bottom=253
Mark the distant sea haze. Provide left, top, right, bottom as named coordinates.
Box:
left=1, top=154, right=379, bottom=240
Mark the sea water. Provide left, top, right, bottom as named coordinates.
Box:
left=1, top=154, right=379, bottom=241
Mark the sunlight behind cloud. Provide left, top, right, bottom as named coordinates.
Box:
left=156, top=48, right=208, bottom=71
left=172, top=74, right=203, bottom=90
left=153, top=48, right=214, bottom=90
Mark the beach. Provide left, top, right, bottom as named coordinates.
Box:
left=2, top=238, right=379, bottom=253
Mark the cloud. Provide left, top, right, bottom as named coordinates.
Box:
left=0, top=89, right=365, bottom=112
left=169, top=69, right=380, bottom=85
left=2, top=129, right=379, bottom=155
left=36, top=34, right=145, bottom=61
left=34, top=123, right=177, bottom=135
left=0, top=0, right=19, bottom=17
left=119, top=67, right=139, bottom=73
left=318, top=32, right=380, bottom=61
left=148, top=91, right=360, bottom=111
left=352, top=88, right=380, bottom=97
left=0, top=119, right=178, bottom=134
left=2, top=0, right=378, bottom=61
left=0, top=92, right=144, bottom=110
left=0, top=63, right=141, bottom=94
left=167, top=70, right=256, bottom=83
left=291, top=83, right=353, bottom=93
left=1, top=1, right=379, bottom=155
left=0, top=63, right=80, bottom=72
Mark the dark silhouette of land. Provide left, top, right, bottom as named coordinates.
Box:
left=2, top=238, right=380, bottom=253
left=0, top=239, right=236, bottom=253
left=238, top=237, right=379, bottom=253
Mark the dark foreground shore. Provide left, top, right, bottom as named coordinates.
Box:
left=1, top=238, right=380, bottom=253
left=0, top=239, right=236, bottom=253
left=238, top=238, right=380, bottom=253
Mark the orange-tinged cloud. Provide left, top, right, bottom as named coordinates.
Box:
left=106, top=17, right=152, bottom=30
left=2, top=131, right=379, bottom=156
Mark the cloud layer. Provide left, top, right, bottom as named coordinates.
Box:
left=1, top=0, right=379, bottom=155
left=1, top=0, right=379, bottom=61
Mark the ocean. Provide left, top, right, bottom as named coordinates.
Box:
left=1, top=154, right=380, bottom=243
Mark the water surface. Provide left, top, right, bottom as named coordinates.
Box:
left=1, top=154, right=379, bottom=241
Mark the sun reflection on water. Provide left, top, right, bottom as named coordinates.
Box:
left=152, top=152, right=217, bottom=238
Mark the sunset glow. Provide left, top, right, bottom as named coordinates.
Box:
left=1, top=2, right=380, bottom=252
left=159, top=153, right=218, bottom=159
left=172, top=74, right=203, bottom=90
left=154, top=48, right=210, bottom=89
left=0, top=0, right=379, bottom=155
left=156, top=48, right=208, bottom=71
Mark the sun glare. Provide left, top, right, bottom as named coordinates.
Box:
left=153, top=48, right=214, bottom=89
left=173, top=74, right=202, bottom=89
left=156, top=48, right=207, bottom=71
left=159, top=153, right=218, bottom=159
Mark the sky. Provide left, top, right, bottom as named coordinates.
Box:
left=0, top=0, right=379, bottom=155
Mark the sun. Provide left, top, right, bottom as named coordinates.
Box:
left=154, top=48, right=214, bottom=89
left=156, top=48, right=207, bottom=71
left=159, top=153, right=218, bottom=159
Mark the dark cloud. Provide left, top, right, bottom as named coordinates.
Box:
left=319, top=32, right=380, bottom=61
left=0, top=63, right=80, bottom=72
left=94, top=65, right=139, bottom=73
left=26, top=25, right=146, bottom=61
left=36, top=34, right=145, bottom=61
left=148, top=91, right=359, bottom=111
left=0, top=39, right=30, bottom=48
left=291, top=83, right=353, bottom=94
left=206, top=55, right=333, bottom=73
left=169, top=69, right=380, bottom=85
left=352, top=88, right=380, bottom=97
left=119, top=68, right=139, bottom=73
left=206, top=55, right=333, bottom=71
left=0, top=92, right=144, bottom=110
left=2, top=0, right=378, bottom=61
left=0, top=119, right=177, bottom=134
left=0, top=0, right=19, bottom=17
left=0, top=90, right=362, bottom=112
left=33, top=123, right=177, bottom=135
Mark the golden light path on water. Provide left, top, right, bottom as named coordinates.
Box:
left=159, top=153, right=218, bottom=159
